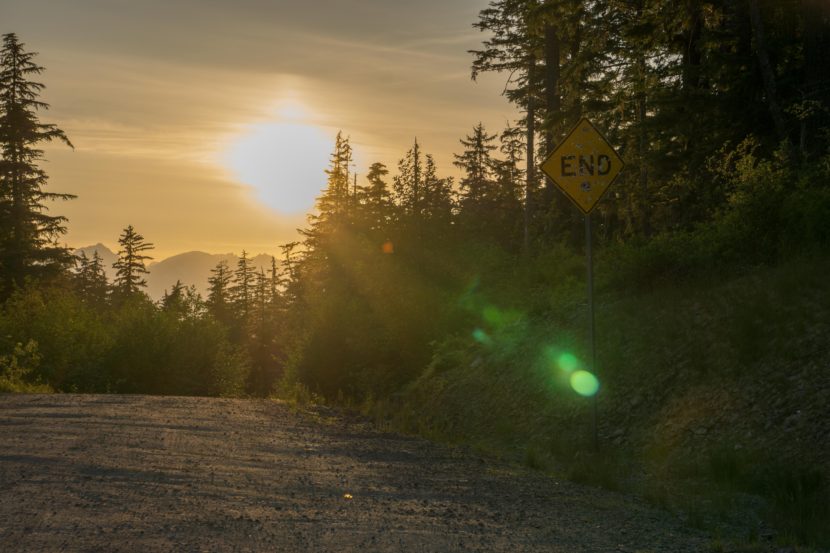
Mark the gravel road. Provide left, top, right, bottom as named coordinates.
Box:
left=0, top=394, right=708, bottom=552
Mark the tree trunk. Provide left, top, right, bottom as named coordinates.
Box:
left=525, top=55, right=536, bottom=254
left=682, top=1, right=703, bottom=91
left=636, top=53, right=650, bottom=237
left=748, top=0, right=788, bottom=141
left=543, top=24, right=561, bottom=153
left=800, top=0, right=830, bottom=154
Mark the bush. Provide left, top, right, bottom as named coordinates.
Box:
left=106, top=296, right=249, bottom=396
left=0, top=284, right=249, bottom=397
left=0, top=286, right=111, bottom=390
left=0, top=340, right=52, bottom=393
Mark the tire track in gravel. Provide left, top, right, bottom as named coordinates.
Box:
left=0, top=394, right=708, bottom=552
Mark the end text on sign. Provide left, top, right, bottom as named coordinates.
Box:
left=560, top=154, right=612, bottom=177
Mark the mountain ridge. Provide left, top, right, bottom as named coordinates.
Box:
left=73, top=245, right=277, bottom=300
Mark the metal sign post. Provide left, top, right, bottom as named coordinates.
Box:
left=585, top=212, right=598, bottom=451
left=540, top=117, right=624, bottom=451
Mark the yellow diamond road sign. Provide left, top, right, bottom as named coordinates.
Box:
left=540, top=117, right=624, bottom=214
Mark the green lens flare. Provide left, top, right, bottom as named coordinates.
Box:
left=570, top=370, right=599, bottom=397
left=557, top=353, right=579, bottom=373
left=482, top=306, right=503, bottom=327
left=472, top=328, right=492, bottom=345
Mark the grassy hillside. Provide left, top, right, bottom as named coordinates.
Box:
left=367, top=253, right=830, bottom=549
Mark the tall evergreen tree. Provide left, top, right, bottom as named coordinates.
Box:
left=472, top=1, right=546, bottom=249
left=0, top=33, right=74, bottom=296
left=112, top=225, right=153, bottom=297
left=420, top=154, right=455, bottom=226
left=74, top=251, right=109, bottom=308
left=161, top=281, right=203, bottom=321
left=357, top=162, right=393, bottom=236
left=455, top=123, right=499, bottom=218
left=301, top=132, right=354, bottom=252
left=317, top=132, right=352, bottom=223
left=206, top=259, right=233, bottom=324
left=268, top=256, right=281, bottom=306
left=231, top=250, right=256, bottom=322
left=394, top=140, right=454, bottom=236
left=279, top=241, right=301, bottom=305
left=393, top=138, right=424, bottom=221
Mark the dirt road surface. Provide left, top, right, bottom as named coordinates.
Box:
left=0, top=395, right=707, bottom=552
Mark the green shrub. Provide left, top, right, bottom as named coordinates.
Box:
left=0, top=340, right=52, bottom=393
left=0, top=286, right=112, bottom=390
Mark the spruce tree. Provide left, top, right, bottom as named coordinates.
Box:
left=206, top=259, right=233, bottom=324
left=74, top=251, right=109, bottom=308
left=231, top=250, right=256, bottom=322
left=420, top=154, right=455, bottom=226
left=112, top=225, right=153, bottom=297
left=0, top=33, right=74, bottom=296
left=455, top=123, right=498, bottom=219
left=302, top=133, right=354, bottom=251
left=394, top=141, right=454, bottom=237
left=315, top=132, right=352, bottom=225
left=393, top=139, right=423, bottom=221
left=279, top=242, right=300, bottom=304
left=161, top=280, right=185, bottom=314
left=268, top=256, right=282, bottom=307
left=253, top=268, right=268, bottom=325
left=471, top=1, right=545, bottom=249
left=357, top=162, right=393, bottom=235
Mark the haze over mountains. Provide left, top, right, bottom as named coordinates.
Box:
left=74, top=244, right=276, bottom=300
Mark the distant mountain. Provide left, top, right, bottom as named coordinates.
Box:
left=73, top=245, right=277, bottom=301
left=147, top=252, right=275, bottom=300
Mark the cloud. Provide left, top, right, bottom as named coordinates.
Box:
left=8, top=0, right=518, bottom=255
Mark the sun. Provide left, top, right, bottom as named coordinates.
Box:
left=224, top=112, right=333, bottom=215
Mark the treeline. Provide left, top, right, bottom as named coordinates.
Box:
left=280, top=0, right=830, bottom=400
left=470, top=0, right=830, bottom=244
left=3, top=0, right=830, bottom=402
left=1, top=224, right=283, bottom=396
left=0, top=33, right=274, bottom=395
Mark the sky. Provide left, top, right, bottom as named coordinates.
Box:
left=4, top=0, right=517, bottom=258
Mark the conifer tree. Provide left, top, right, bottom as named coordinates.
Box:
left=496, top=125, right=525, bottom=195
left=0, top=33, right=74, bottom=296
left=302, top=133, right=354, bottom=250
left=488, top=128, right=526, bottom=248
left=253, top=268, right=268, bottom=324
left=455, top=123, right=499, bottom=218
left=358, top=162, right=393, bottom=235
left=279, top=242, right=301, bottom=304
left=393, top=139, right=423, bottom=220
left=420, top=154, right=455, bottom=225
left=279, top=242, right=299, bottom=283
left=268, top=256, right=281, bottom=306
left=162, top=281, right=202, bottom=320
left=316, top=132, right=352, bottom=224
left=471, top=1, right=546, bottom=249
left=206, top=259, right=233, bottom=324
left=161, top=280, right=186, bottom=314
left=74, top=251, right=109, bottom=307
left=112, top=225, right=153, bottom=297
left=231, top=251, right=256, bottom=322
left=394, top=141, right=454, bottom=236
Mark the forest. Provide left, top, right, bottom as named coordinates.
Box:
left=2, top=0, right=830, bottom=547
